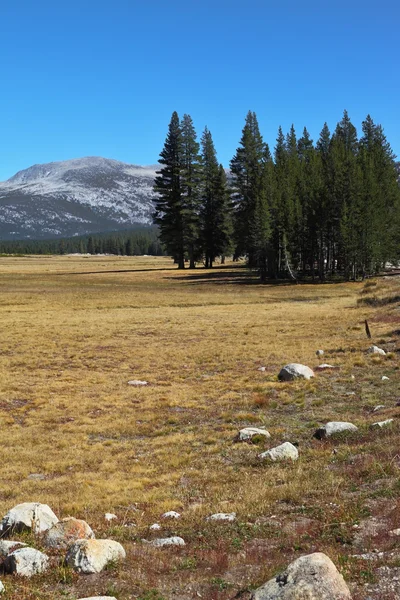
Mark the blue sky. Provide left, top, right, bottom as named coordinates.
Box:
left=0, top=0, right=399, bottom=180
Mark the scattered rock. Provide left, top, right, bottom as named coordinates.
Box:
left=150, top=523, right=161, bottom=530
left=389, top=529, right=400, bottom=536
left=161, top=511, right=181, bottom=519
left=27, top=473, right=46, bottom=480
left=278, top=363, right=314, bottom=381
left=3, top=547, right=49, bottom=577
left=0, top=541, right=27, bottom=558
left=316, top=349, right=325, bottom=356
left=206, top=512, right=236, bottom=522
left=315, top=364, right=339, bottom=371
left=234, top=427, right=271, bottom=442
left=104, top=513, right=117, bottom=522
left=43, top=517, right=95, bottom=549
left=78, top=597, right=117, bottom=600
left=251, top=552, right=351, bottom=600
left=1, top=502, right=58, bottom=534
left=0, top=581, right=3, bottom=593
left=66, top=539, right=126, bottom=574
left=367, top=345, right=386, bottom=356
left=257, top=366, right=266, bottom=372
left=148, top=536, right=185, bottom=547
left=373, top=405, right=385, bottom=412
left=127, top=380, right=148, bottom=386
left=259, top=442, right=299, bottom=461
left=314, top=421, right=358, bottom=440
left=372, top=419, right=394, bottom=428
left=382, top=376, right=390, bottom=381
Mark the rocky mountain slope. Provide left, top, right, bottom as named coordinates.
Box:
left=0, top=157, right=157, bottom=239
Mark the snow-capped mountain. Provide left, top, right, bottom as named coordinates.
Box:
left=0, top=157, right=158, bottom=239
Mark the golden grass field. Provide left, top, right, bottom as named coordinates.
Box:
left=0, top=255, right=399, bottom=599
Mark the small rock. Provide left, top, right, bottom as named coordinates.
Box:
left=0, top=581, right=4, bottom=593
left=3, top=547, right=49, bottom=577
left=1, top=502, right=58, bottom=534
left=43, top=517, right=95, bottom=549
left=259, top=442, right=299, bottom=461
left=148, top=536, right=185, bottom=547
left=278, top=363, right=314, bottom=381
left=128, top=380, right=148, bottom=386
left=314, top=421, right=358, bottom=440
left=372, top=419, right=394, bottom=428
left=0, top=541, right=27, bottom=558
left=367, top=345, right=386, bottom=356
left=66, top=539, right=126, bottom=574
left=104, top=513, right=117, bottom=521
left=234, top=427, right=271, bottom=442
left=78, top=597, right=117, bottom=600
left=351, top=374, right=355, bottom=380
left=257, top=366, right=266, bottom=372
left=316, top=350, right=325, bottom=356
left=206, top=512, right=236, bottom=522
left=161, top=511, right=181, bottom=519
left=27, top=473, right=46, bottom=480
left=389, top=529, right=400, bottom=536
left=382, top=376, right=390, bottom=381
left=251, top=552, right=351, bottom=599
left=150, top=523, right=161, bottom=530
left=373, top=405, right=386, bottom=412
left=315, top=364, right=338, bottom=371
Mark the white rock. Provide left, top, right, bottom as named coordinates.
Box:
left=3, top=547, right=49, bottom=577
left=278, top=363, right=314, bottom=381
left=161, top=511, right=181, bottom=519
left=206, top=512, right=236, bottom=522
left=251, top=552, right=351, bottom=600
left=367, top=345, right=386, bottom=355
left=373, top=405, right=385, bottom=412
left=389, top=528, right=400, bottom=536
left=316, top=364, right=338, bottom=371
left=66, top=539, right=126, bottom=574
left=43, top=517, right=95, bottom=549
left=314, top=421, right=358, bottom=439
left=78, top=597, right=117, bottom=600
left=372, top=419, right=394, bottom=428
left=259, top=442, right=299, bottom=461
left=257, top=366, right=266, bottom=372
left=235, top=427, right=271, bottom=442
left=0, top=541, right=27, bottom=558
left=382, top=376, right=390, bottom=381
left=316, top=350, right=325, bottom=356
left=0, top=581, right=3, bottom=593
left=105, top=513, right=117, bottom=521
left=150, top=523, right=161, bottom=530
left=128, top=380, right=148, bottom=386
left=149, top=536, right=185, bottom=547
left=1, top=502, right=58, bottom=534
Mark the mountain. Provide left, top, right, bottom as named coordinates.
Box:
left=0, top=157, right=158, bottom=239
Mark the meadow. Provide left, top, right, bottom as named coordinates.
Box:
left=0, top=255, right=399, bottom=599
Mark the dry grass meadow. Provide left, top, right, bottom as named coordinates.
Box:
left=0, top=255, right=399, bottom=599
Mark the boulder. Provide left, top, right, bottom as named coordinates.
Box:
left=0, top=541, right=27, bottom=558
left=161, top=511, right=181, bottom=519
left=43, top=517, right=95, bottom=549
left=66, top=539, right=126, bottom=574
left=259, top=442, right=299, bottom=462
left=372, top=419, right=394, bottom=428
left=367, top=345, right=386, bottom=356
left=148, top=536, right=185, bottom=547
left=3, top=547, right=49, bottom=577
left=251, top=552, right=351, bottom=599
left=278, top=364, right=314, bottom=381
left=1, top=502, right=58, bottom=534
left=235, top=427, right=271, bottom=442
left=314, top=422, right=358, bottom=440
left=206, top=512, right=236, bottom=522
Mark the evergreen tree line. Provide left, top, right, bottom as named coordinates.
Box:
left=0, top=227, right=165, bottom=256
left=154, top=110, right=400, bottom=280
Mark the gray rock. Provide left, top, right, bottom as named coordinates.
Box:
left=1, top=502, right=58, bottom=534
left=0, top=541, right=27, bottom=558
left=206, top=512, right=236, bottom=522
left=150, top=523, right=161, bottom=530
left=372, top=419, right=394, bottom=428
left=373, top=405, right=386, bottom=412
left=316, top=350, right=325, bottom=356
left=278, top=364, right=314, bottom=381
left=66, top=539, right=126, bottom=574
left=367, top=345, right=386, bottom=356
left=259, top=442, right=299, bottom=462
left=148, top=536, right=185, bottom=547
left=235, top=427, right=271, bottom=442
left=3, top=547, right=49, bottom=577
left=43, top=517, right=95, bottom=549
left=161, top=511, right=180, bottom=519
left=314, top=421, right=358, bottom=440
left=251, top=552, right=351, bottom=599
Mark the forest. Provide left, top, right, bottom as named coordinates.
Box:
left=154, top=110, right=400, bottom=280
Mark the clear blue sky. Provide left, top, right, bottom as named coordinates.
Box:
left=1, top=0, right=399, bottom=180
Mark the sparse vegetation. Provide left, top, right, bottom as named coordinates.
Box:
left=0, top=255, right=399, bottom=599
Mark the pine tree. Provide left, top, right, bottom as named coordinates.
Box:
left=153, top=111, right=186, bottom=268
left=181, top=114, right=202, bottom=268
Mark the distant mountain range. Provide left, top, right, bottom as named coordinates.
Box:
left=0, top=157, right=157, bottom=239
